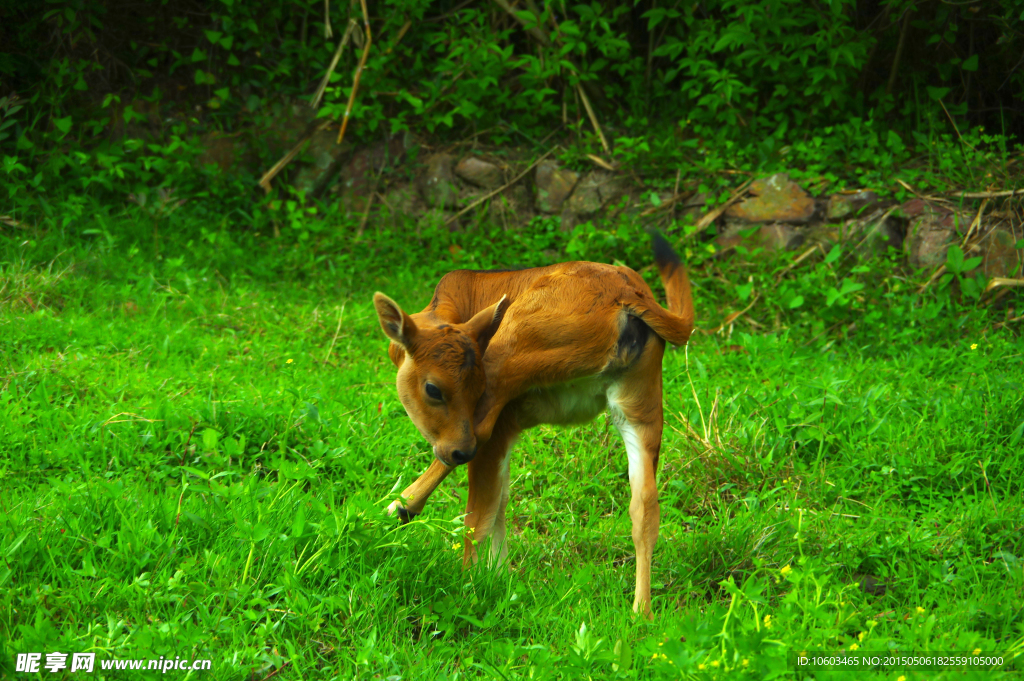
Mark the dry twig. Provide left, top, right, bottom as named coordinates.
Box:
left=960, top=198, right=988, bottom=248
left=586, top=154, right=615, bottom=171
left=948, top=188, right=1024, bottom=200
left=0, top=215, right=26, bottom=230
left=693, top=180, right=752, bottom=231
left=917, top=264, right=947, bottom=294
left=639, top=187, right=697, bottom=217
left=258, top=118, right=334, bottom=192
left=984, top=277, right=1024, bottom=293
left=576, top=84, right=610, bottom=155
left=709, top=294, right=761, bottom=334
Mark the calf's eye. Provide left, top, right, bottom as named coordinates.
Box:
left=425, top=383, right=443, bottom=400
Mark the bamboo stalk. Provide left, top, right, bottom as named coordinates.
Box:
left=337, top=0, right=372, bottom=145
left=311, top=20, right=357, bottom=110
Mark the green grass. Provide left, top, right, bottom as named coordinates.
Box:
left=1, top=207, right=1023, bottom=680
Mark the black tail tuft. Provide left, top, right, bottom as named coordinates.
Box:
left=648, top=229, right=680, bottom=269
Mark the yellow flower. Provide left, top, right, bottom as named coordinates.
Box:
left=452, top=542, right=461, bottom=551
left=781, top=564, right=793, bottom=577
left=972, top=649, right=981, bottom=656
left=915, top=606, right=925, bottom=615
left=286, top=358, right=294, bottom=364
left=858, top=632, right=865, bottom=641
left=742, top=659, right=749, bottom=667
left=971, top=344, right=978, bottom=350
left=711, top=660, right=720, bottom=668
left=698, top=663, right=706, bottom=670
left=849, top=644, right=859, bottom=651
left=897, top=676, right=907, bottom=681
left=763, top=614, right=773, bottom=629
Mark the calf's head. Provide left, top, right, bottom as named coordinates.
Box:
left=373, top=292, right=507, bottom=467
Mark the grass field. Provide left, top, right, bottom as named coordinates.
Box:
left=1, top=212, right=1023, bottom=680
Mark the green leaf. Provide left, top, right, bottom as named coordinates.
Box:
left=823, top=245, right=842, bottom=265
left=713, top=31, right=743, bottom=53
left=399, top=91, right=423, bottom=111
left=574, top=4, right=595, bottom=20
left=202, top=428, right=220, bottom=450
left=204, top=30, right=222, bottom=44
left=789, top=295, right=804, bottom=309
left=5, top=531, right=30, bottom=558
left=962, top=54, right=978, bottom=71
left=54, top=116, right=73, bottom=134
left=191, top=47, right=207, bottom=62
left=291, top=504, right=307, bottom=538
left=1010, top=420, right=1024, bottom=447
left=927, top=86, right=950, bottom=101
left=946, top=244, right=965, bottom=273
left=839, top=279, right=864, bottom=296
left=181, top=466, right=211, bottom=480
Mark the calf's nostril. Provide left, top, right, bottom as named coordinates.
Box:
left=451, top=448, right=475, bottom=464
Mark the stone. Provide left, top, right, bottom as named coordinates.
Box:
left=827, top=190, right=880, bottom=220
left=978, top=226, right=1023, bottom=278
left=559, top=207, right=578, bottom=233
left=293, top=128, right=351, bottom=195
left=845, top=209, right=904, bottom=256
left=760, top=223, right=804, bottom=251
left=196, top=133, right=240, bottom=173
left=419, top=153, right=458, bottom=209
left=381, top=183, right=422, bottom=217
left=716, top=221, right=803, bottom=254
left=566, top=172, right=605, bottom=216
left=333, top=137, right=412, bottom=213
left=488, top=185, right=533, bottom=230
left=902, top=199, right=970, bottom=268
left=725, top=173, right=815, bottom=223
left=534, top=160, right=578, bottom=214
left=262, top=100, right=317, bottom=158
left=679, top=192, right=708, bottom=221
left=455, top=156, right=504, bottom=189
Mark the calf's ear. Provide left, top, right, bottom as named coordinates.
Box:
left=373, top=292, right=418, bottom=350
left=463, top=294, right=509, bottom=357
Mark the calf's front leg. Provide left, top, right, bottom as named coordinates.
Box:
left=387, top=459, right=453, bottom=522
left=463, top=418, right=517, bottom=567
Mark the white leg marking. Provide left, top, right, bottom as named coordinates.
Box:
left=608, top=391, right=646, bottom=490
left=489, top=451, right=512, bottom=566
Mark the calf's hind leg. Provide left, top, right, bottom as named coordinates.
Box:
left=608, top=341, right=666, bottom=618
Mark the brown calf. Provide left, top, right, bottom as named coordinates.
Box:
left=373, top=232, right=694, bottom=617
